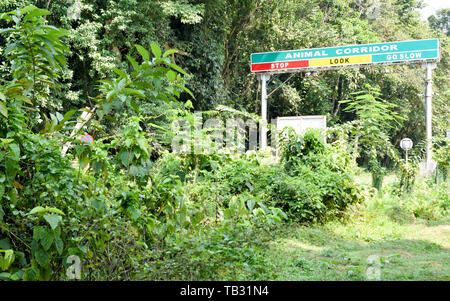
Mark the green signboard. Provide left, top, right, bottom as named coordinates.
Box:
left=251, top=39, right=440, bottom=73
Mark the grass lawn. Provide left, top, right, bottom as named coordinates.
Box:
left=263, top=176, right=450, bottom=281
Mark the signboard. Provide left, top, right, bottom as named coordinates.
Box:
left=400, top=138, right=413, bottom=150
left=81, top=134, right=94, bottom=145
left=251, top=39, right=440, bottom=73
left=446, top=130, right=450, bottom=139
left=276, top=116, right=326, bottom=135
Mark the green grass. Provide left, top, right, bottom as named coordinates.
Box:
left=262, top=177, right=450, bottom=281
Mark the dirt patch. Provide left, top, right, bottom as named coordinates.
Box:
left=396, top=250, right=414, bottom=257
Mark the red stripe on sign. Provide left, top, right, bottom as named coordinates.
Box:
left=251, top=60, right=309, bottom=72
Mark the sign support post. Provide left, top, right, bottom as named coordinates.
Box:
left=259, top=74, right=270, bottom=148
left=423, top=63, right=436, bottom=172
left=400, top=138, right=413, bottom=167
left=406, top=149, right=409, bottom=167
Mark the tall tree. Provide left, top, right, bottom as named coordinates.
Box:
left=428, top=8, right=450, bottom=36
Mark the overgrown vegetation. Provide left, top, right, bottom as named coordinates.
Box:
left=0, top=2, right=448, bottom=281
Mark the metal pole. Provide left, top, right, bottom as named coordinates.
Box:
left=423, top=63, right=436, bottom=172
left=405, top=149, right=408, bottom=167
left=260, top=74, right=270, bottom=148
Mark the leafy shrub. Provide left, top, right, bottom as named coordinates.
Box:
left=381, top=180, right=449, bottom=222
left=397, top=159, right=420, bottom=194
left=215, top=156, right=259, bottom=195
left=279, top=127, right=326, bottom=170
left=433, top=138, right=449, bottom=182
left=263, top=166, right=363, bottom=223
left=270, top=129, right=365, bottom=222
left=135, top=215, right=279, bottom=281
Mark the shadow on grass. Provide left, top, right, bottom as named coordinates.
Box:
left=275, top=223, right=447, bottom=252
left=265, top=223, right=449, bottom=280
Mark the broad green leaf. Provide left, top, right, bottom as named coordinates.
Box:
left=118, top=151, right=130, bottom=166
left=29, top=206, right=46, bottom=215
left=23, top=8, right=51, bottom=21
left=8, top=143, right=20, bottom=159
left=163, top=49, right=178, bottom=58
left=181, top=85, right=195, bottom=99
left=78, top=244, right=87, bottom=254
left=0, top=28, right=16, bottom=35
left=0, top=249, right=15, bottom=270
left=36, top=35, right=56, bottom=53
left=0, top=13, right=13, bottom=22
left=184, top=100, right=194, bottom=109
left=10, top=271, right=22, bottom=281
left=8, top=188, right=18, bottom=205
left=128, top=206, right=141, bottom=221
left=46, top=207, right=65, bottom=215
left=14, top=95, right=33, bottom=105
left=137, top=137, right=149, bottom=155
left=39, top=24, right=59, bottom=31
left=165, top=62, right=187, bottom=76
left=37, top=45, right=56, bottom=68
left=33, top=226, right=46, bottom=241
left=59, top=109, right=76, bottom=124
left=43, top=214, right=62, bottom=230
left=80, top=153, right=90, bottom=169
left=125, top=88, right=145, bottom=99
left=54, top=237, right=63, bottom=255
left=102, top=102, right=113, bottom=115
left=0, top=239, right=9, bottom=251
left=0, top=102, right=6, bottom=118
left=135, top=44, right=149, bottom=61
left=150, top=43, right=162, bottom=59
left=117, top=78, right=127, bottom=89
left=247, top=198, right=256, bottom=211
left=167, top=70, right=177, bottom=82
left=34, top=248, right=51, bottom=266
left=20, top=5, right=37, bottom=15
left=126, top=55, right=139, bottom=71
left=23, top=266, right=40, bottom=281
left=40, top=230, right=54, bottom=251
left=3, top=42, right=17, bottom=56
left=112, top=68, right=128, bottom=79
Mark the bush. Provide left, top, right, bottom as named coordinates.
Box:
left=433, top=138, right=449, bottom=182
left=186, top=129, right=365, bottom=224
left=380, top=180, right=449, bottom=222
left=269, top=129, right=365, bottom=222
left=134, top=218, right=277, bottom=280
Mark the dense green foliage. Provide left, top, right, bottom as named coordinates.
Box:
left=339, top=84, right=404, bottom=190
left=428, top=8, right=449, bottom=36
left=274, top=128, right=365, bottom=222
left=0, top=0, right=448, bottom=143
left=0, top=1, right=448, bottom=281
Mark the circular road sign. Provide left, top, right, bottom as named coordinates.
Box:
left=400, top=138, right=413, bottom=150
left=81, top=134, right=94, bottom=145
